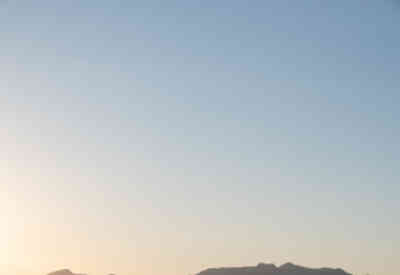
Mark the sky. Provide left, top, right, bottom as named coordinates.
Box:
left=1, top=1, right=399, bottom=275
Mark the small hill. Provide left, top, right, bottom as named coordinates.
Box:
left=47, top=269, right=87, bottom=275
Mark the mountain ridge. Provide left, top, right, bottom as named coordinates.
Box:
left=46, top=262, right=352, bottom=275
left=196, top=262, right=352, bottom=275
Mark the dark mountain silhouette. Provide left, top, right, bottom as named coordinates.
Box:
left=47, top=263, right=351, bottom=275
left=196, top=263, right=352, bottom=275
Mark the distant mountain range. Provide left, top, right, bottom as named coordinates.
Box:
left=47, top=262, right=352, bottom=275
left=196, top=263, right=352, bottom=275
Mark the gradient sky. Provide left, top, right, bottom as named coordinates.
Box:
left=1, top=1, right=399, bottom=275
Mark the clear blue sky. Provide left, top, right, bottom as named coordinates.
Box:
left=1, top=1, right=399, bottom=275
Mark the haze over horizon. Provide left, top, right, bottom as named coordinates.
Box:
left=1, top=1, right=399, bottom=275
